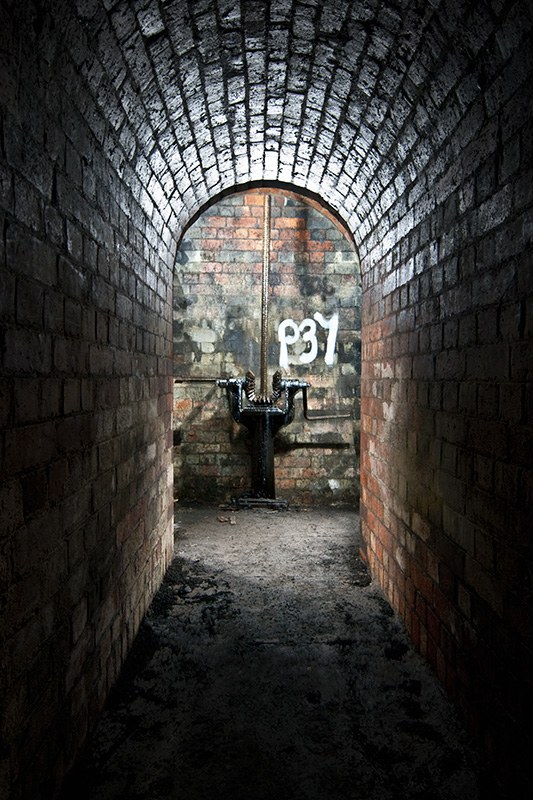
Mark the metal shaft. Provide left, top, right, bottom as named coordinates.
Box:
left=260, top=194, right=271, bottom=398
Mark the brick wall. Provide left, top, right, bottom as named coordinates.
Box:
left=173, top=189, right=361, bottom=505
left=0, top=3, right=174, bottom=797
left=357, top=3, right=533, bottom=793
left=0, top=0, right=532, bottom=797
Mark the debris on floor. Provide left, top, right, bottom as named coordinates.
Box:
left=64, top=506, right=484, bottom=800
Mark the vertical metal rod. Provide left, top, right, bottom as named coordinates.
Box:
left=260, top=194, right=271, bottom=398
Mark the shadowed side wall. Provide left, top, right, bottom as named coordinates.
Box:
left=0, top=5, right=175, bottom=797
left=358, top=4, right=533, bottom=793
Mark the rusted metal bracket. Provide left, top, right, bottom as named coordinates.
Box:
left=174, top=377, right=220, bottom=382
left=301, top=386, right=351, bottom=421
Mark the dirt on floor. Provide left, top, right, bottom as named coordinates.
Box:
left=64, top=505, right=487, bottom=800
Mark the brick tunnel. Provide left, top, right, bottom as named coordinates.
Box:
left=0, top=0, right=531, bottom=797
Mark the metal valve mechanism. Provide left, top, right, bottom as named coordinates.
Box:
left=216, top=370, right=310, bottom=502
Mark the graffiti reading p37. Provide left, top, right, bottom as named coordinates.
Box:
left=278, top=312, right=339, bottom=368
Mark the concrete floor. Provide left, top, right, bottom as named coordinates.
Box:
left=66, top=505, right=486, bottom=800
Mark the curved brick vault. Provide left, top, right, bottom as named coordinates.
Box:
left=33, top=0, right=517, bottom=247
left=1, top=0, right=532, bottom=797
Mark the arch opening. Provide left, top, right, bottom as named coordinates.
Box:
left=172, top=186, right=362, bottom=506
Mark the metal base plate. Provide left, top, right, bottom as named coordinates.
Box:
left=226, top=496, right=289, bottom=511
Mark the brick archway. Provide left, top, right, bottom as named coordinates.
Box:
left=173, top=185, right=361, bottom=506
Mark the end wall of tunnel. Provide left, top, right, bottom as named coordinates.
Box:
left=0, top=0, right=532, bottom=798
left=172, top=188, right=361, bottom=506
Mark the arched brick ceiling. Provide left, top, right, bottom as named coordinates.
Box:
left=60, top=0, right=515, bottom=246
